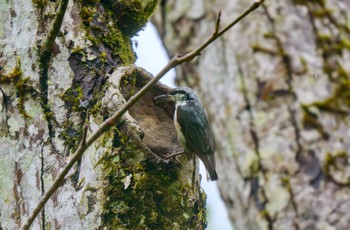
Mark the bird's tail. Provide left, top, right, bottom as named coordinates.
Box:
left=207, top=167, right=218, bottom=181
left=201, top=155, right=218, bottom=181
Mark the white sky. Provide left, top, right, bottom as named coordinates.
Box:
left=134, top=22, right=233, bottom=230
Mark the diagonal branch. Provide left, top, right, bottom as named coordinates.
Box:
left=22, top=0, right=264, bottom=228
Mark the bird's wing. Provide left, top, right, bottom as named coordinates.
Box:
left=176, top=101, right=214, bottom=155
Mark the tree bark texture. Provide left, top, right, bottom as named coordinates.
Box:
left=0, top=0, right=206, bottom=229
left=153, top=0, right=350, bottom=229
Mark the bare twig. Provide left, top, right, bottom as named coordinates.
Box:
left=214, top=11, right=221, bottom=35
left=22, top=1, right=263, bottom=228
left=80, top=125, right=88, bottom=148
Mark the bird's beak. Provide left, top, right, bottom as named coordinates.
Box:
left=153, top=94, right=174, bottom=105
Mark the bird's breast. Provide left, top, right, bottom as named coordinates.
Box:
left=174, top=102, right=187, bottom=147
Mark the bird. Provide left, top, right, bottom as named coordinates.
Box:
left=154, top=86, right=218, bottom=181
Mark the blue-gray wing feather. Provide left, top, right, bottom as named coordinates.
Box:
left=176, top=101, right=214, bottom=155
left=176, top=100, right=218, bottom=180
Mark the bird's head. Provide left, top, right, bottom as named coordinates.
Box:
left=154, top=87, right=196, bottom=104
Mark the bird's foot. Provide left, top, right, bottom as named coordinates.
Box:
left=163, top=151, right=184, bottom=163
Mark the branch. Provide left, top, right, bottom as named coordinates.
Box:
left=42, top=0, right=69, bottom=54
left=37, top=0, right=70, bottom=148
left=178, top=0, right=264, bottom=63
left=214, top=11, right=221, bottom=35
left=22, top=1, right=263, bottom=228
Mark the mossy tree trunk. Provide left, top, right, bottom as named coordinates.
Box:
left=153, top=0, right=350, bottom=229
left=0, top=0, right=206, bottom=229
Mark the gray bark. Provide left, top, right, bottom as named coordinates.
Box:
left=153, top=0, right=350, bottom=229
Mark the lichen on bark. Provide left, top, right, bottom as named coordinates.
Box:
left=1, top=0, right=207, bottom=229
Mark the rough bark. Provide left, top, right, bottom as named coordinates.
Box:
left=153, top=0, right=350, bottom=229
left=0, top=0, right=206, bottom=229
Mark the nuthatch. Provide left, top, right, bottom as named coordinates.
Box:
left=154, top=87, right=218, bottom=181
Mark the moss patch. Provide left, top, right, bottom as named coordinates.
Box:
left=103, top=0, right=159, bottom=37
left=100, top=127, right=207, bottom=229
left=323, top=151, right=350, bottom=186
left=78, top=0, right=158, bottom=65
left=0, top=59, right=22, bottom=83
left=304, top=74, right=350, bottom=119
left=0, top=59, right=36, bottom=118
left=100, top=25, right=135, bottom=64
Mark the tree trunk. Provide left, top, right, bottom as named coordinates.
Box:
left=0, top=0, right=206, bottom=229
left=153, top=0, right=350, bottom=229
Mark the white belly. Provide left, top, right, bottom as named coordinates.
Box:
left=174, top=103, right=186, bottom=147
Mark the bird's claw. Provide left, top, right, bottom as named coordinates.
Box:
left=162, top=151, right=184, bottom=163
left=164, top=155, right=181, bottom=163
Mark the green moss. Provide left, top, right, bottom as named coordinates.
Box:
left=280, top=177, right=291, bottom=190
left=59, top=85, right=88, bottom=151
left=295, top=56, right=308, bottom=75
left=78, top=0, right=159, bottom=63
left=119, top=70, right=138, bottom=98
left=260, top=209, right=270, bottom=218
left=0, top=59, right=35, bottom=118
left=292, top=0, right=325, bottom=6
left=337, top=38, right=350, bottom=52
left=0, top=59, right=22, bottom=83
left=89, top=99, right=103, bottom=117
left=337, top=63, right=348, bottom=79
left=313, top=8, right=333, bottom=18
left=100, top=25, right=135, bottom=64
left=100, top=129, right=206, bottom=229
left=60, top=86, right=84, bottom=112
left=79, top=0, right=143, bottom=64
left=81, top=6, right=96, bottom=24
left=310, top=88, right=350, bottom=114
left=301, top=106, right=329, bottom=139
left=16, top=77, right=34, bottom=118
left=60, top=119, right=83, bottom=152
left=100, top=51, right=107, bottom=63
left=304, top=69, right=350, bottom=118
left=105, top=0, right=159, bottom=37
left=324, top=151, right=347, bottom=174
left=323, top=151, right=350, bottom=185
left=309, top=3, right=350, bottom=82
left=32, top=0, right=48, bottom=8
left=251, top=44, right=278, bottom=55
